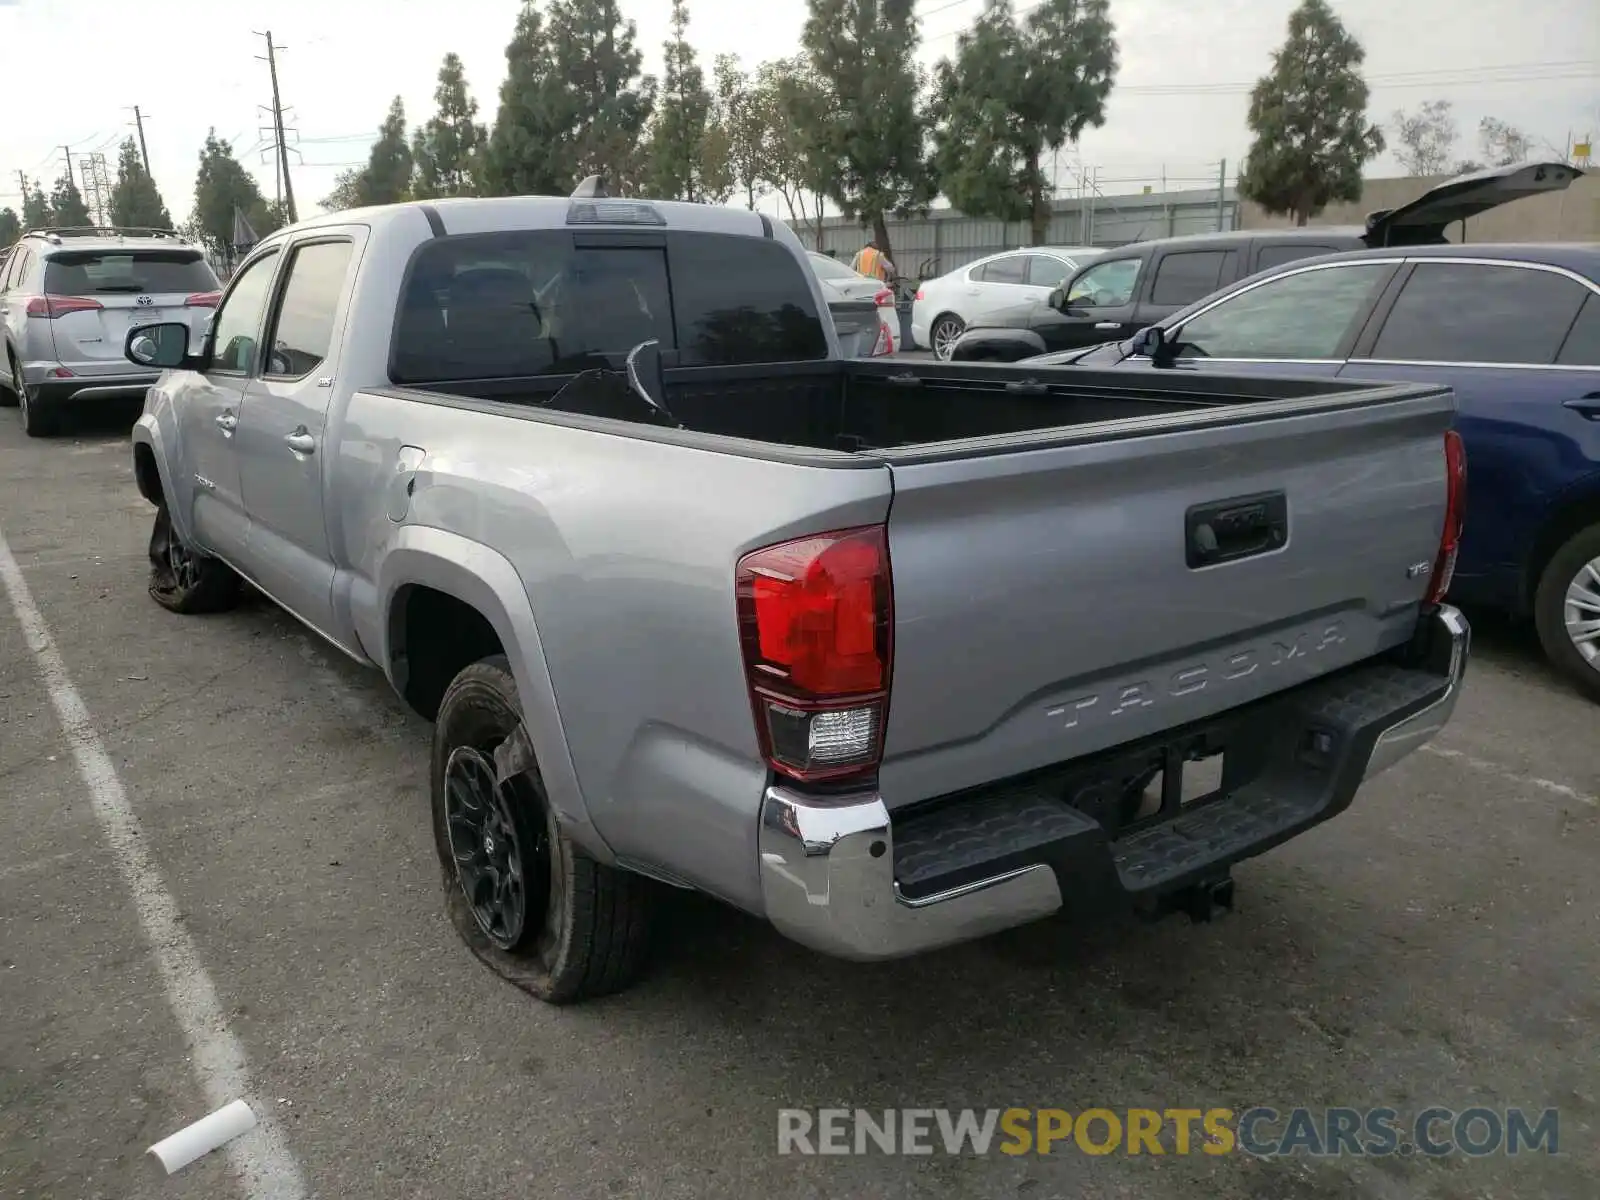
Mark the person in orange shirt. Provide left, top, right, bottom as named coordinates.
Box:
left=850, top=238, right=896, bottom=283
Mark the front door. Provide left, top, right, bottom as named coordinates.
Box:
left=1127, top=260, right=1400, bottom=381
left=1033, top=256, right=1145, bottom=352
left=177, top=247, right=282, bottom=561
left=235, top=235, right=360, bottom=634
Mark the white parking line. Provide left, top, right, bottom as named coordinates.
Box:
left=0, top=524, right=309, bottom=1200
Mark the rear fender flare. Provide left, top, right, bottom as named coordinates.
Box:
left=376, top=526, right=613, bottom=863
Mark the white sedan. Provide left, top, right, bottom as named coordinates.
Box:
left=808, top=251, right=898, bottom=356
left=911, top=245, right=1104, bottom=358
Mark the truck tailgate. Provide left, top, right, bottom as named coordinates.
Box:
left=876, top=383, right=1455, bottom=807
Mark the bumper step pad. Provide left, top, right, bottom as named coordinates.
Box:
left=892, top=660, right=1450, bottom=905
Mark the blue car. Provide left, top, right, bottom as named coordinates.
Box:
left=1024, top=237, right=1600, bottom=700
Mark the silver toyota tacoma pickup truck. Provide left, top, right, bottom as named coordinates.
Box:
left=123, top=185, right=1470, bottom=1004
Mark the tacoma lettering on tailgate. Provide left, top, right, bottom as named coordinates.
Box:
left=1046, top=621, right=1348, bottom=730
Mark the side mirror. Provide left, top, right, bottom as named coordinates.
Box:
left=125, top=322, right=191, bottom=369
left=1048, top=286, right=1066, bottom=310
left=1129, top=325, right=1166, bottom=358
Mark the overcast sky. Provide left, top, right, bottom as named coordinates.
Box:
left=0, top=0, right=1593, bottom=226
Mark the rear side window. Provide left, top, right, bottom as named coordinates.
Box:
left=978, top=256, right=1026, bottom=284
left=391, top=230, right=827, bottom=383
left=1149, top=250, right=1231, bottom=306
left=43, top=250, right=218, bottom=296
left=1370, top=263, right=1589, bottom=365
left=1557, top=293, right=1600, bottom=366
left=1256, top=243, right=1341, bottom=272
left=264, top=241, right=353, bottom=378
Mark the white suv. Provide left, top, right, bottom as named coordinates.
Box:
left=0, top=226, right=221, bottom=436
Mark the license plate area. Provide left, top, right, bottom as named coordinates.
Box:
left=1054, top=724, right=1238, bottom=840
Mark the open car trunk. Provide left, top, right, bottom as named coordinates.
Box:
left=423, top=357, right=1406, bottom=454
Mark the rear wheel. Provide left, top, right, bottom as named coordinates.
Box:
left=0, top=353, right=18, bottom=409
left=931, top=314, right=965, bottom=360
left=431, top=656, right=654, bottom=1004
left=147, top=503, right=242, bottom=614
left=1533, top=523, right=1600, bottom=702
left=13, top=357, right=59, bottom=436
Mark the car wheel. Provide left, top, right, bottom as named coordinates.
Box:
left=431, top=655, right=655, bottom=1004
left=147, top=503, right=242, bottom=614
left=14, top=358, right=59, bottom=436
left=1533, top=523, right=1600, bottom=702
left=931, top=314, right=965, bottom=361
left=0, top=354, right=19, bottom=409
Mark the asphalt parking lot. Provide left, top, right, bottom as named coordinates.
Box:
left=1, top=402, right=1596, bottom=1200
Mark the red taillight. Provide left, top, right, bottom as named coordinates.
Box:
left=914, top=287, right=924, bottom=301
left=872, top=288, right=894, bottom=307
left=1424, top=430, right=1466, bottom=605
left=870, top=322, right=893, bottom=356
left=185, top=291, right=221, bottom=308
left=25, top=295, right=103, bottom=318
left=736, top=525, right=893, bottom=785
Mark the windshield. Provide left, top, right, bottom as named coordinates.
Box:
left=43, top=250, right=217, bottom=295
left=809, top=254, right=865, bottom=282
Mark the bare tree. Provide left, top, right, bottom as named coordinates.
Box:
left=1390, top=100, right=1458, bottom=175
left=1477, top=116, right=1534, bottom=167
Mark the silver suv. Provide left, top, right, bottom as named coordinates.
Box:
left=0, top=226, right=222, bottom=437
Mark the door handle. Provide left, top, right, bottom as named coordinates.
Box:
left=1094, top=321, right=1121, bottom=330
left=284, top=430, right=316, bottom=454
left=1564, top=395, right=1600, bottom=420
left=214, top=411, right=237, bottom=434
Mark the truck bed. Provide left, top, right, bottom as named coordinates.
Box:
left=418, top=358, right=1420, bottom=457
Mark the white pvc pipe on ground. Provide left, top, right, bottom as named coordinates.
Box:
left=147, top=1099, right=258, bottom=1175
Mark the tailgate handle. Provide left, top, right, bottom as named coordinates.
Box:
left=1186, top=492, right=1288, bottom=569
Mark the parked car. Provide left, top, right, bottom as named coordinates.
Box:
left=911, top=244, right=1104, bottom=358
left=949, top=161, right=1584, bottom=364
left=1022, top=234, right=1598, bottom=699
left=0, top=225, right=222, bottom=436
left=807, top=251, right=897, bottom=356
left=123, top=185, right=1468, bottom=1004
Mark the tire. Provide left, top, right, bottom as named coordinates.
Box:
left=930, top=314, right=965, bottom=360
left=14, top=357, right=58, bottom=437
left=1532, top=523, right=1600, bottom=702
left=147, top=503, right=242, bottom=614
left=431, top=655, right=654, bottom=1004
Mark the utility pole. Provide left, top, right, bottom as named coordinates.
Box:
left=129, top=106, right=152, bottom=174
left=61, top=146, right=76, bottom=192
left=1216, top=158, right=1227, bottom=231
left=254, top=29, right=298, bottom=223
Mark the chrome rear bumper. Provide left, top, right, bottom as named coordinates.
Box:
left=756, top=605, right=1470, bottom=962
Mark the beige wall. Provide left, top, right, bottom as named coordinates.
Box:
left=1238, top=171, right=1600, bottom=243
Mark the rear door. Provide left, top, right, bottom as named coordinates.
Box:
left=236, top=233, right=362, bottom=634
left=1336, top=258, right=1600, bottom=607
left=967, top=253, right=1039, bottom=322
left=875, top=379, right=1456, bottom=806
left=1132, top=246, right=1238, bottom=329
left=41, top=247, right=220, bottom=378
